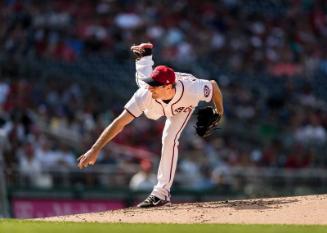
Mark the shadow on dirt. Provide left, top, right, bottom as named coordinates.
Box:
left=192, top=198, right=299, bottom=210
left=118, top=198, right=300, bottom=212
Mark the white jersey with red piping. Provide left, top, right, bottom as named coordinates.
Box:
left=125, top=57, right=213, bottom=120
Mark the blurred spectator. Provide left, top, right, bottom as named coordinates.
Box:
left=285, top=145, right=313, bottom=169
left=56, top=143, right=76, bottom=168
left=0, top=114, right=11, bottom=168
left=260, top=139, right=283, bottom=167
left=17, top=142, right=45, bottom=187
left=294, top=112, right=327, bottom=145
left=0, top=79, right=10, bottom=108
left=211, top=157, right=234, bottom=190
left=35, top=138, right=58, bottom=169
left=178, top=146, right=214, bottom=190
left=129, top=160, right=156, bottom=191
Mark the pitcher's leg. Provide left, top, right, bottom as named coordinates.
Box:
left=151, top=110, right=193, bottom=200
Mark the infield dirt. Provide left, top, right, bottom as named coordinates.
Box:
left=42, top=194, right=327, bottom=224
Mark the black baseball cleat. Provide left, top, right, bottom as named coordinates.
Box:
left=137, top=195, right=170, bottom=208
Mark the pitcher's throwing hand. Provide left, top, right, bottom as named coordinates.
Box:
left=77, top=149, right=100, bottom=169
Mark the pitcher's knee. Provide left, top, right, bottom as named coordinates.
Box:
left=162, top=135, right=179, bottom=146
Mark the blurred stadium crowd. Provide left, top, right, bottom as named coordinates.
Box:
left=0, top=0, right=327, bottom=194
left=1, top=0, right=327, bottom=74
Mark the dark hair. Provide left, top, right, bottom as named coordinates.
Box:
left=163, top=83, right=176, bottom=88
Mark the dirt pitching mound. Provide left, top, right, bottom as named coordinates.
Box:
left=43, top=194, right=327, bottom=224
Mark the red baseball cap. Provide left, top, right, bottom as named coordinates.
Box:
left=143, top=65, right=176, bottom=86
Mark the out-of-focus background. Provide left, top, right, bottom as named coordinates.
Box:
left=0, top=0, right=326, bottom=219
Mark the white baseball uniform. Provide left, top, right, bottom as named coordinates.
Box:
left=124, top=56, right=213, bottom=201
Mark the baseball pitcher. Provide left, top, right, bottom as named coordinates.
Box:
left=77, top=43, right=224, bottom=208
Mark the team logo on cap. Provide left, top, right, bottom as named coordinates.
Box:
left=204, top=85, right=210, bottom=97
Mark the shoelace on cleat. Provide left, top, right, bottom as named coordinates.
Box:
left=145, top=195, right=157, bottom=203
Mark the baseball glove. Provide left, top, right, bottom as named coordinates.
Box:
left=195, top=106, right=222, bottom=137
left=130, top=43, right=153, bottom=60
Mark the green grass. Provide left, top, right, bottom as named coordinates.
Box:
left=0, top=219, right=327, bottom=233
